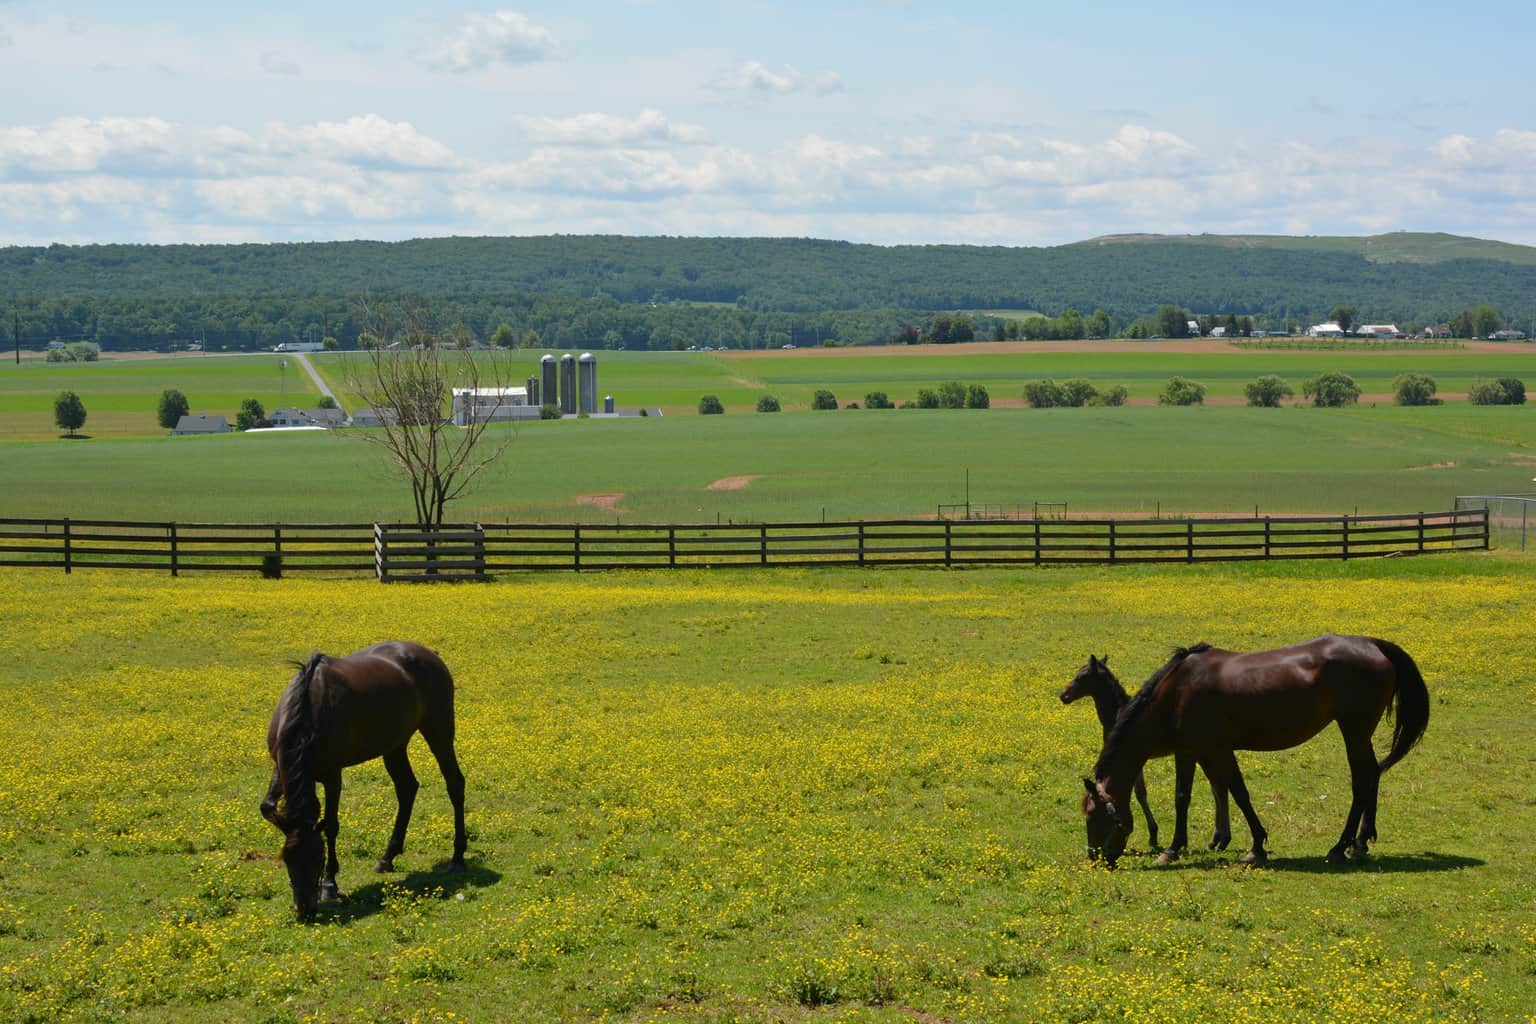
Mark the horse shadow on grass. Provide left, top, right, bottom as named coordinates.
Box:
left=317, top=858, right=501, bottom=924
left=1147, top=850, right=1483, bottom=875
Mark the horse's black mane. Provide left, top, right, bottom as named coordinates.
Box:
left=1094, top=643, right=1211, bottom=777
left=275, top=652, right=327, bottom=830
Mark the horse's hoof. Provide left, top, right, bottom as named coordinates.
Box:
left=1324, top=849, right=1347, bottom=866
left=1239, top=850, right=1267, bottom=866
left=1209, top=834, right=1231, bottom=852
left=375, top=859, right=395, bottom=874
left=319, top=882, right=341, bottom=901
left=446, top=859, right=467, bottom=874
left=1155, top=850, right=1180, bottom=866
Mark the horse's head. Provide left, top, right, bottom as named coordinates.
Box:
left=1081, top=777, right=1132, bottom=867
left=1061, top=654, right=1112, bottom=704
left=278, top=819, right=326, bottom=922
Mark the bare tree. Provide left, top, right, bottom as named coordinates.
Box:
left=345, top=299, right=516, bottom=529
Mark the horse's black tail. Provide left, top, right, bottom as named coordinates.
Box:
left=276, top=652, right=326, bottom=826
left=1372, top=638, right=1429, bottom=774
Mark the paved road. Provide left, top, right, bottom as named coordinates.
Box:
left=289, top=353, right=344, bottom=415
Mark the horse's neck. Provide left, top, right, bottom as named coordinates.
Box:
left=1090, top=684, right=1127, bottom=734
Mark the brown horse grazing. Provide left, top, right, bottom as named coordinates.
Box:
left=1082, top=635, right=1428, bottom=869
left=260, top=641, right=467, bottom=922
left=1062, top=655, right=1232, bottom=856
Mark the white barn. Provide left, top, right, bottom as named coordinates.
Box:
left=450, top=386, right=539, bottom=426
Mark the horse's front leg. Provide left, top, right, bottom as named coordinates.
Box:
left=1203, top=751, right=1267, bottom=864
left=1207, top=775, right=1231, bottom=851
left=1132, top=770, right=1159, bottom=853
left=377, top=746, right=419, bottom=873
left=259, top=766, right=283, bottom=826
left=319, top=772, right=342, bottom=901
left=1156, top=752, right=1197, bottom=865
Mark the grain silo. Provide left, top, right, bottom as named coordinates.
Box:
left=540, top=355, right=557, bottom=409
left=559, top=353, right=576, bottom=414
left=578, top=352, right=597, bottom=414
left=526, top=374, right=540, bottom=407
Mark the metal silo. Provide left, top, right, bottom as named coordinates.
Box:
left=603, top=394, right=614, bottom=414
left=526, top=374, right=540, bottom=407
left=559, top=353, right=576, bottom=414
left=540, top=355, right=557, bottom=409
left=578, top=352, right=597, bottom=414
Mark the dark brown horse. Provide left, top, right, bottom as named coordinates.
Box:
left=1083, top=635, right=1428, bottom=868
left=260, top=641, right=467, bottom=921
left=1062, top=654, right=1232, bottom=856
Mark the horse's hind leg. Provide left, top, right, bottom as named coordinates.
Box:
left=1327, top=732, right=1379, bottom=865
left=1155, top=752, right=1197, bottom=865
left=1132, top=770, right=1158, bottom=852
left=421, top=724, right=467, bottom=870
left=377, top=746, right=420, bottom=873
left=320, top=772, right=342, bottom=900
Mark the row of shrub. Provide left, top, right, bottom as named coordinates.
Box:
left=700, top=375, right=1527, bottom=414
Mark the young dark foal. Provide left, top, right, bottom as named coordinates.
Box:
left=1083, top=635, right=1428, bottom=868
left=1062, top=655, right=1232, bottom=856
left=260, top=641, right=467, bottom=922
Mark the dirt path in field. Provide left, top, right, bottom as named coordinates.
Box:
left=576, top=492, right=625, bottom=512
left=707, top=475, right=760, bottom=490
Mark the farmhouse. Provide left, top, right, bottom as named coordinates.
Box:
left=1356, top=324, right=1402, bottom=339
left=450, top=386, right=539, bottom=426
left=1490, top=329, right=1528, bottom=341
left=1307, top=322, right=1346, bottom=338
left=269, top=407, right=347, bottom=428
left=172, top=413, right=229, bottom=435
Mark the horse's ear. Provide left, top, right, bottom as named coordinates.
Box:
left=1082, top=777, right=1097, bottom=797
left=1087, top=654, right=1100, bottom=669
left=1100, top=654, right=1110, bottom=665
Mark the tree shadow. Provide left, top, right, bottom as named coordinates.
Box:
left=60, top=433, right=93, bottom=440
left=1148, top=850, right=1483, bottom=875
left=316, top=858, right=502, bottom=924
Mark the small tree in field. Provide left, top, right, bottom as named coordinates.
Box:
left=698, top=395, right=725, bottom=415
left=344, top=298, right=519, bottom=530
left=864, top=391, right=894, bottom=409
left=1095, top=385, right=1129, bottom=407
left=1393, top=373, right=1439, bottom=406
left=756, top=395, right=781, bottom=412
left=1469, top=378, right=1526, bottom=405
left=1244, top=375, right=1293, bottom=407
left=157, top=388, right=190, bottom=429
left=964, top=384, right=990, bottom=409
left=936, top=381, right=967, bottom=409
left=811, top=389, right=838, bottom=410
left=236, top=398, right=267, bottom=431
left=1159, top=377, right=1206, bottom=406
left=1303, top=372, right=1361, bottom=407
left=54, top=391, right=87, bottom=437
left=1024, top=379, right=1065, bottom=408
left=1060, top=379, right=1099, bottom=407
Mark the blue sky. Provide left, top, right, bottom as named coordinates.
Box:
left=2, top=1, right=1534, bottom=246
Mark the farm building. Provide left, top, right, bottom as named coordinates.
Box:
left=450, top=386, right=540, bottom=426
left=172, top=414, right=229, bottom=435
left=269, top=407, right=347, bottom=428
left=1308, top=322, right=1346, bottom=338
left=1356, top=324, right=1402, bottom=339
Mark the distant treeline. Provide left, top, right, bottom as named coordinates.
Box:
left=5, top=235, right=1536, bottom=350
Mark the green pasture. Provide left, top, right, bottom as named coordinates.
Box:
left=0, top=402, right=1531, bottom=524
left=0, top=353, right=318, bottom=440
left=1, top=558, right=1532, bottom=1022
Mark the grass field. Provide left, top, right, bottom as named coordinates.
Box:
left=1, top=557, right=1533, bottom=1022
left=1, top=402, right=1532, bottom=524
left=0, top=354, right=318, bottom=440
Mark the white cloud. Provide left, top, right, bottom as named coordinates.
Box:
left=513, top=109, right=708, bottom=148
left=423, top=10, right=555, bottom=73
left=265, top=115, right=460, bottom=171
left=712, top=60, right=846, bottom=97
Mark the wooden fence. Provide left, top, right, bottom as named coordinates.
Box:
left=0, top=510, right=1490, bottom=578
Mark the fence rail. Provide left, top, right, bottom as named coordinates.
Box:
left=0, top=510, right=1489, bottom=577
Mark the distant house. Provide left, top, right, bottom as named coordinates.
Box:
left=348, top=407, right=395, bottom=429
left=1186, top=320, right=1202, bottom=336
left=269, top=407, right=349, bottom=428
left=1490, top=329, right=1528, bottom=341
left=450, top=386, right=538, bottom=426
left=1356, top=324, right=1402, bottom=339
left=1422, top=325, right=1452, bottom=339
left=1210, top=326, right=1227, bottom=338
left=172, top=413, right=229, bottom=435
left=1308, top=322, right=1346, bottom=338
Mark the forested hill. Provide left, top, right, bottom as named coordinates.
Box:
left=5, top=233, right=1536, bottom=349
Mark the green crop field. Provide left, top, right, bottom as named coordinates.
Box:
left=0, top=354, right=318, bottom=440
left=1, top=558, right=1532, bottom=1022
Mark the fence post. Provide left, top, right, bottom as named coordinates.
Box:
left=374, top=524, right=388, bottom=582
left=944, top=521, right=952, bottom=567
left=1264, top=516, right=1272, bottom=560
left=169, top=522, right=178, bottom=577
left=1034, top=518, right=1041, bottom=565
left=1108, top=521, right=1117, bottom=563
left=760, top=524, right=768, bottom=566
left=1417, top=513, right=1425, bottom=553
left=63, top=518, right=72, bottom=574
left=573, top=525, right=582, bottom=572
left=857, top=523, right=866, bottom=565
left=1341, top=515, right=1350, bottom=561
left=1186, top=520, right=1194, bottom=563
left=668, top=526, right=676, bottom=568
